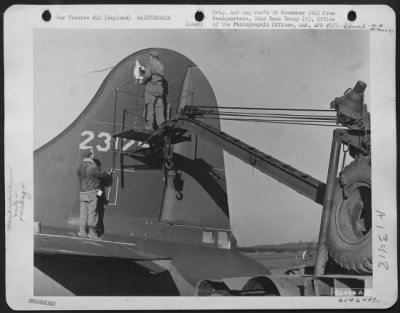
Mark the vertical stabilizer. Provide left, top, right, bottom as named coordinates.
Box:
left=160, top=67, right=230, bottom=230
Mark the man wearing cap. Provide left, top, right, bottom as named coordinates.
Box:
left=77, top=149, right=112, bottom=240
left=141, top=49, right=168, bottom=130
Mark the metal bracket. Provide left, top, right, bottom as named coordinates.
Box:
left=335, top=129, right=370, bottom=154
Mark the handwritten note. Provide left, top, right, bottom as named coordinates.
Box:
left=375, top=209, right=389, bottom=271
left=7, top=168, right=32, bottom=231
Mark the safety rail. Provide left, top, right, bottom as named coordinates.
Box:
left=110, top=80, right=192, bottom=171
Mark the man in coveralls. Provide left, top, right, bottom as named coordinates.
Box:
left=77, top=149, right=112, bottom=240
left=92, top=158, right=113, bottom=237
left=141, top=50, right=168, bottom=130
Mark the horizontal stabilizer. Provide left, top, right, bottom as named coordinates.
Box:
left=35, top=233, right=170, bottom=269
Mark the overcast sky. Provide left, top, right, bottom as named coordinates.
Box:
left=34, top=29, right=369, bottom=246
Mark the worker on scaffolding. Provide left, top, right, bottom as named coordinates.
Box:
left=140, top=49, right=168, bottom=130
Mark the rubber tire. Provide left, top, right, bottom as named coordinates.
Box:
left=327, top=156, right=372, bottom=274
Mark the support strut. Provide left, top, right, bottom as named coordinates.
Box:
left=313, top=129, right=341, bottom=295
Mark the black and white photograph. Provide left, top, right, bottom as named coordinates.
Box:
left=4, top=5, right=396, bottom=310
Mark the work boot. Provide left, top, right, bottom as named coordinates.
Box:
left=78, top=227, right=88, bottom=238
left=88, top=226, right=102, bottom=240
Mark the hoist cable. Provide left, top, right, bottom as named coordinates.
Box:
left=185, top=105, right=339, bottom=127
left=199, top=116, right=338, bottom=127
left=199, top=111, right=336, bottom=119
left=201, top=111, right=336, bottom=121
left=194, top=105, right=334, bottom=112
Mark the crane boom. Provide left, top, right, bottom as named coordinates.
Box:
left=114, top=111, right=327, bottom=205
left=162, top=116, right=326, bottom=205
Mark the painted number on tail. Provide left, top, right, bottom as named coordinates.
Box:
left=96, top=132, right=112, bottom=152
left=79, top=130, right=95, bottom=150
left=79, top=130, right=142, bottom=152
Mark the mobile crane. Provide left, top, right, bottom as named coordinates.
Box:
left=112, top=81, right=371, bottom=296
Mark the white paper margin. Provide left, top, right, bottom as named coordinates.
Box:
left=4, top=4, right=397, bottom=310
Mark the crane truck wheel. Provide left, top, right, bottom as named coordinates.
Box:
left=328, top=156, right=372, bottom=274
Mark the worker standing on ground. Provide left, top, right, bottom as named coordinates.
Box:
left=77, top=149, right=112, bottom=240
left=93, top=158, right=113, bottom=238
left=141, top=49, right=168, bottom=130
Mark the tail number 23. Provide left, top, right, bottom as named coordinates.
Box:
left=79, top=130, right=136, bottom=152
